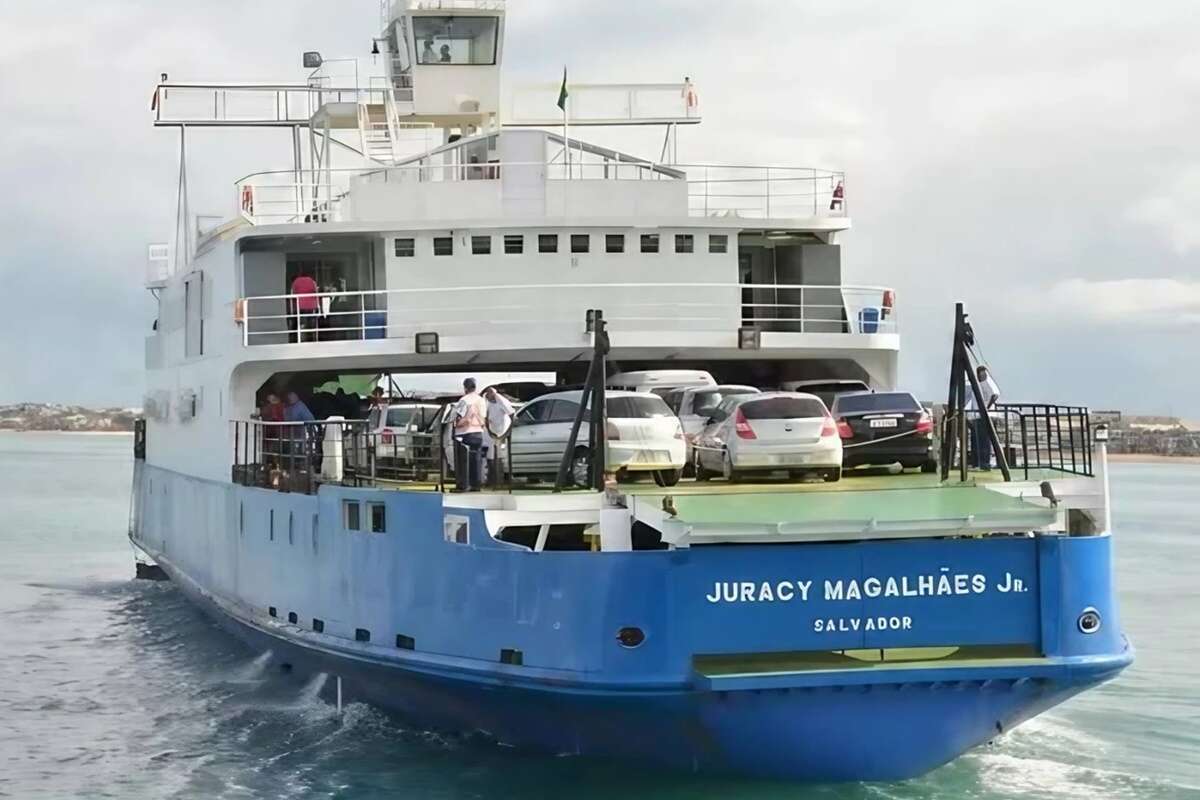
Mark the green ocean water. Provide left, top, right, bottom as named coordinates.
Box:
left=0, top=433, right=1197, bottom=799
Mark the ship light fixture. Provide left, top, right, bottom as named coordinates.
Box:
left=738, top=327, right=761, bottom=350
left=303, top=51, right=323, bottom=69
left=415, top=332, right=440, bottom=354
left=1078, top=607, right=1102, bottom=634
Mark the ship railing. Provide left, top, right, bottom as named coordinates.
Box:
left=152, top=83, right=394, bottom=127
left=989, top=404, right=1094, bottom=478
left=233, top=162, right=847, bottom=225
left=238, top=283, right=898, bottom=347
left=231, top=418, right=527, bottom=495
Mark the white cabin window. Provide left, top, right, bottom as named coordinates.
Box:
left=444, top=515, right=470, bottom=545
left=413, top=16, right=499, bottom=65
left=395, top=238, right=415, bottom=257
left=605, top=234, right=625, bottom=254
left=368, top=503, right=386, bottom=533
left=571, top=234, right=590, bottom=254
left=504, top=234, right=524, bottom=254
left=640, top=234, right=660, bottom=254
left=343, top=500, right=361, bottom=531
left=472, top=235, right=492, bottom=255
left=675, top=234, right=695, bottom=253
left=433, top=237, right=453, bottom=256
left=538, top=234, right=558, bottom=254
left=709, top=234, right=729, bottom=254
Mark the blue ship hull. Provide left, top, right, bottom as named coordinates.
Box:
left=132, top=465, right=1133, bottom=782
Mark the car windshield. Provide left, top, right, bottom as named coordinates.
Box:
left=835, top=393, right=921, bottom=415
left=386, top=407, right=416, bottom=427
left=741, top=397, right=828, bottom=419
left=693, top=389, right=756, bottom=415
left=607, top=396, right=673, bottom=419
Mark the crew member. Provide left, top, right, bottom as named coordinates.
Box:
left=966, top=366, right=1001, bottom=470
left=453, top=378, right=487, bottom=492
left=482, top=387, right=516, bottom=484
left=290, top=272, right=320, bottom=342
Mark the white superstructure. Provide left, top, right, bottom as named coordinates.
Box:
left=142, top=0, right=897, bottom=482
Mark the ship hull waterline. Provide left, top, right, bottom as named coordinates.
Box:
left=142, top=546, right=1131, bottom=783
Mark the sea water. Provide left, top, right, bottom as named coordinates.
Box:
left=0, top=433, right=1197, bottom=799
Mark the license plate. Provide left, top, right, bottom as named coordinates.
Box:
left=869, top=419, right=899, bottom=428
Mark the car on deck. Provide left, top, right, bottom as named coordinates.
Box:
left=365, top=401, right=443, bottom=467
left=831, top=391, right=936, bottom=472
left=662, top=384, right=761, bottom=470
left=607, top=369, right=716, bottom=397
left=781, top=379, right=871, bottom=408
left=694, top=392, right=842, bottom=482
left=509, top=390, right=686, bottom=486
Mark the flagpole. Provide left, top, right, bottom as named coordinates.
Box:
left=562, top=67, right=570, bottom=180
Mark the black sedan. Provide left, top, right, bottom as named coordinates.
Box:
left=831, top=391, right=936, bottom=472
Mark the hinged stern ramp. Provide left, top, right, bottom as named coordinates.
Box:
left=631, top=484, right=1061, bottom=547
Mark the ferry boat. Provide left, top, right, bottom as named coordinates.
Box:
left=130, top=0, right=1132, bottom=782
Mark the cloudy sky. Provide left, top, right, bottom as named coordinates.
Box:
left=0, top=0, right=1196, bottom=415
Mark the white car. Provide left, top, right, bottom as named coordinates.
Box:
left=606, top=369, right=716, bottom=397
left=509, top=390, right=687, bottom=486
left=694, top=392, right=842, bottom=482
left=365, top=402, right=443, bottom=466
left=662, top=384, right=761, bottom=465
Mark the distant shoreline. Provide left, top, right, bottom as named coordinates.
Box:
left=1107, top=453, right=1200, bottom=464
left=0, top=430, right=134, bottom=436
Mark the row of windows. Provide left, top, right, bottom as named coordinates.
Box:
left=396, top=233, right=730, bottom=258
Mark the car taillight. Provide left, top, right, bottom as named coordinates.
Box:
left=836, top=418, right=854, bottom=439
left=606, top=421, right=621, bottom=440
left=381, top=429, right=394, bottom=444
left=916, top=413, right=933, bottom=435
left=735, top=409, right=756, bottom=440
left=821, top=415, right=837, bottom=438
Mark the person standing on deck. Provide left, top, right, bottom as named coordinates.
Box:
left=290, top=272, right=320, bottom=342
left=481, top=387, right=516, bottom=483
left=966, top=366, right=1001, bottom=470
left=453, top=378, right=487, bottom=492
left=261, top=393, right=286, bottom=466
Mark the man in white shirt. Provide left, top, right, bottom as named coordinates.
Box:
left=481, top=387, right=516, bottom=484
left=453, top=378, right=488, bottom=491
left=965, top=366, right=1001, bottom=470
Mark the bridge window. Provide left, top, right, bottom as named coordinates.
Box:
left=504, top=234, right=524, bottom=254
left=605, top=234, right=625, bottom=254
left=472, top=235, right=491, bottom=255
left=538, top=234, right=558, bottom=254
left=394, top=238, right=415, bottom=257
left=675, top=234, right=695, bottom=253
left=571, top=234, right=590, bottom=254
left=709, top=234, right=728, bottom=254
left=413, top=16, right=499, bottom=66
left=433, top=236, right=453, bottom=256
left=640, top=234, right=660, bottom=254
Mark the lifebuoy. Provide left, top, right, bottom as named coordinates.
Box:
left=882, top=289, right=895, bottom=319
left=240, top=185, right=254, bottom=215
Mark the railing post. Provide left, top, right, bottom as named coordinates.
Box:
left=765, top=167, right=771, bottom=217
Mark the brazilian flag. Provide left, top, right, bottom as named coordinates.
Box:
left=557, top=67, right=568, bottom=112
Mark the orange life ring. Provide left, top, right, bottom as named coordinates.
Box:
left=240, top=185, right=254, bottom=215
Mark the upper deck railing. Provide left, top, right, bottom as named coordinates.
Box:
left=238, top=282, right=896, bottom=348
left=235, top=161, right=847, bottom=225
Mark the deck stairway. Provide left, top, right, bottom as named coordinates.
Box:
left=358, top=102, right=397, bottom=164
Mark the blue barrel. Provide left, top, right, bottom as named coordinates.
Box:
left=364, top=312, right=387, bottom=340
left=858, top=307, right=881, bottom=334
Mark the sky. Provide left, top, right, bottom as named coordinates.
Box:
left=0, top=0, right=1197, bottom=415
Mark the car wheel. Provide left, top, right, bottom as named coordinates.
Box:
left=653, top=469, right=682, bottom=488
left=722, top=450, right=740, bottom=483
left=571, top=448, right=591, bottom=487
left=921, top=459, right=938, bottom=474
left=822, top=468, right=842, bottom=483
